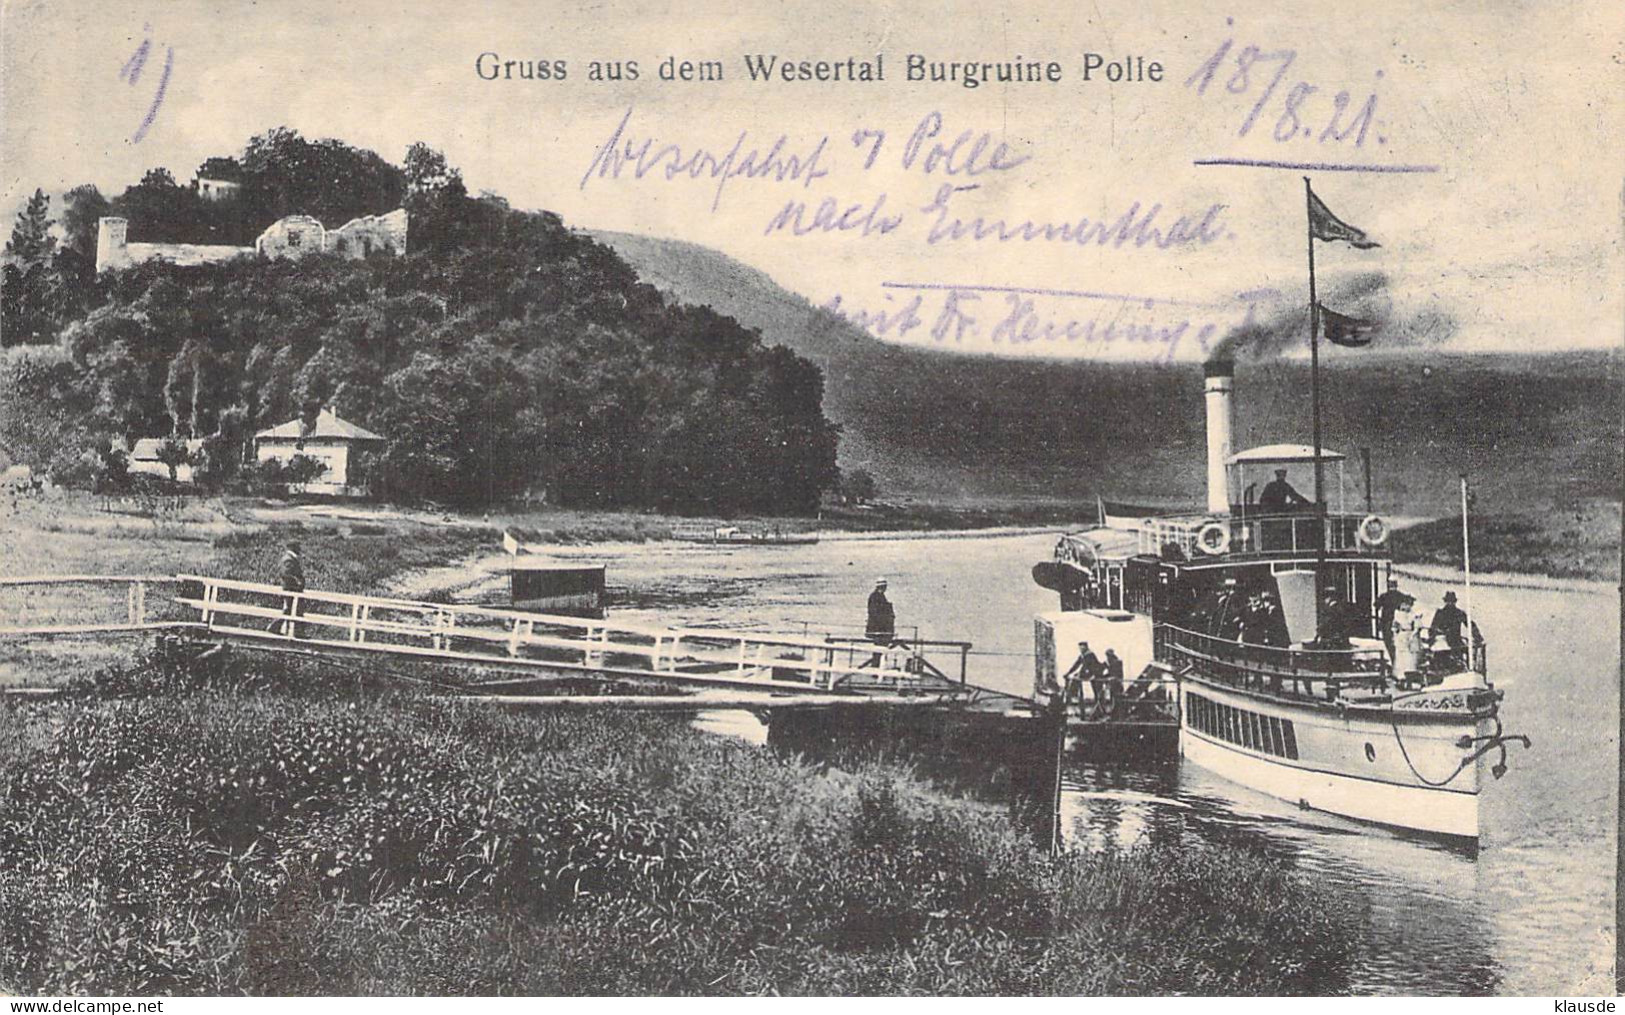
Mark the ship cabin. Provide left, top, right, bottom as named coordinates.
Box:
left=1047, top=443, right=1387, bottom=626
left=1036, top=443, right=1434, bottom=706
left=1033, top=358, right=1488, bottom=706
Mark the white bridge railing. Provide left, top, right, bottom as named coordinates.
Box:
left=0, top=575, right=197, bottom=636
left=175, top=575, right=949, bottom=696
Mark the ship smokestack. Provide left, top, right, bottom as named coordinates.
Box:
left=1204, top=359, right=1235, bottom=514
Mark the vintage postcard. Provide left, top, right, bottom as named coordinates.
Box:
left=1, top=0, right=1620, bottom=999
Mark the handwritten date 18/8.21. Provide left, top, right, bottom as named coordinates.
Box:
left=1184, top=24, right=1383, bottom=147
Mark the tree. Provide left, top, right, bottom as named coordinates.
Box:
left=241, top=127, right=404, bottom=228
left=403, top=142, right=460, bottom=196
left=402, top=142, right=470, bottom=254
left=195, top=404, right=251, bottom=488
left=139, top=168, right=178, bottom=189
left=61, top=185, right=112, bottom=257
left=110, top=168, right=201, bottom=243
left=154, top=436, right=192, bottom=485
left=5, top=189, right=56, bottom=264
left=96, top=443, right=130, bottom=492
left=195, top=156, right=243, bottom=182
left=0, top=345, right=100, bottom=479
left=843, top=468, right=878, bottom=504
left=283, top=453, right=328, bottom=490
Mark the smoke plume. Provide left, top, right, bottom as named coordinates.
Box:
left=1208, top=271, right=1456, bottom=362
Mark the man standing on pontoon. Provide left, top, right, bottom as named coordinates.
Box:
left=276, top=540, right=305, bottom=637
left=866, top=578, right=896, bottom=645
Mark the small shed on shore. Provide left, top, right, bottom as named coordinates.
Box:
left=510, top=560, right=607, bottom=618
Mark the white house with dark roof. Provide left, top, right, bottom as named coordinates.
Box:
left=130, top=437, right=206, bottom=483
left=253, top=407, right=385, bottom=496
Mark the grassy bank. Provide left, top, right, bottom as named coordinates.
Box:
left=1, top=648, right=1360, bottom=995
left=1391, top=498, right=1621, bottom=583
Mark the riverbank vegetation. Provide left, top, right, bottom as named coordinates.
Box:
left=1, top=647, right=1360, bottom=995
left=1391, top=497, right=1621, bottom=583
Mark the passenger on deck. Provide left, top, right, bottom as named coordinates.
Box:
left=1375, top=578, right=1413, bottom=663
left=1312, top=587, right=1355, bottom=651
left=1430, top=591, right=1471, bottom=671
left=1259, top=469, right=1311, bottom=513
left=1104, top=648, right=1126, bottom=715
left=1431, top=591, right=1468, bottom=651
left=866, top=579, right=896, bottom=644
left=1214, top=578, right=1244, bottom=639
left=1394, top=606, right=1427, bottom=682
left=1059, top=640, right=1106, bottom=719
left=1256, top=591, right=1290, bottom=648
left=1058, top=641, right=1087, bottom=712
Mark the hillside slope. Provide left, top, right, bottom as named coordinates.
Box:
left=594, top=230, right=1622, bottom=517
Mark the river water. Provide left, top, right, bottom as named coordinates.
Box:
left=535, top=531, right=1617, bottom=995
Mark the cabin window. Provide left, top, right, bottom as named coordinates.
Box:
left=1187, top=693, right=1299, bottom=760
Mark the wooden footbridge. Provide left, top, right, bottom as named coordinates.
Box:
left=0, top=575, right=1029, bottom=712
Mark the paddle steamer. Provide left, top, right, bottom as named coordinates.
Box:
left=1030, top=357, right=1527, bottom=839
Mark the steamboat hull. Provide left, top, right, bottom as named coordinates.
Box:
left=1178, top=676, right=1490, bottom=839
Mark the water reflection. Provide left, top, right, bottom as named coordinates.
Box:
left=1055, top=751, right=1500, bottom=994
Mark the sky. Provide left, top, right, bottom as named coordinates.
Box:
left=2, top=0, right=1621, bottom=360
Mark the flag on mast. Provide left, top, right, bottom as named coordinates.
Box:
left=1308, top=187, right=1380, bottom=249
left=1317, top=303, right=1378, bottom=347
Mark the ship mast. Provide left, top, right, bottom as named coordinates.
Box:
left=1461, top=475, right=1475, bottom=673
left=1305, top=178, right=1327, bottom=573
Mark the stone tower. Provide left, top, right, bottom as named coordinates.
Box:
left=95, top=217, right=129, bottom=273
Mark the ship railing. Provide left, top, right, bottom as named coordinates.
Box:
left=1227, top=512, right=1364, bottom=556
left=1042, top=663, right=1181, bottom=725
left=1136, top=513, right=1367, bottom=559
left=1156, top=624, right=1388, bottom=702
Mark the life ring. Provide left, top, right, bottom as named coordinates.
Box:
left=1196, top=521, right=1231, bottom=556
left=1358, top=515, right=1390, bottom=547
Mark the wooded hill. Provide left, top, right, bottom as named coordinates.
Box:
left=596, top=230, right=1623, bottom=518
left=0, top=132, right=838, bottom=514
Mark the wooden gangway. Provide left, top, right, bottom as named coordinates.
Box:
left=0, top=574, right=195, bottom=636
left=1, top=575, right=999, bottom=705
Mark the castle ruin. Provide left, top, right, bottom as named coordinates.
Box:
left=95, top=208, right=408, bottom=273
